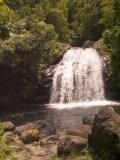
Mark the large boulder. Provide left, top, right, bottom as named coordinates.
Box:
left=89, top=106, right=120, bottom=159
left=15, top=121, right=46, bottom=144
left=57, top=135, right=87, bottom=156
left=15, top=121, right=46, bottom=135
left=21, top=128, right=40, bottom=144
left=67, top=125, right=91, bottom=139
left=82, top=116, right=94, bottom=126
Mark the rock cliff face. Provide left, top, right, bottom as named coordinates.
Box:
left=35, top=66, right=55, bottom=104
left=93, top=40, right=116, bottom=100
left=89, top=106, right=120, bottom=159
left=35, top=44, right=71, bottom=104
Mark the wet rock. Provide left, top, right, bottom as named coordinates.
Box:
left=15, top=121, right=46, bottom=144
left=82, top=40, right=94, bottom=48
left=89, top=107, right=120, bottom=159
left=15, top=121, right=46, bottom=135
left=112, top=105, right=120, bottom=114
left=82, top=116, right=94, bottom=126
left=67, top=125, right=91, bottom=139
left=21, top=128, right=40, bottom=144
left=2, top=121, right=15, bottom=132
left=57, top=135, right=87, bottom=156
left=40, top=138, right=48, bottom=146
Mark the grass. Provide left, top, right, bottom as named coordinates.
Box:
left=0, top=123, right=16, bottom=160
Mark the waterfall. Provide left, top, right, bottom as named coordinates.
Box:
left=50, top=47, right=105, bottom=103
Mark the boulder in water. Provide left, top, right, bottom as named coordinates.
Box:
left=57, top=135, right=87, bottom=156
left=67, top=125, right=91, bottom=139
left=89, top=107, right=120, bottom=159
left=82, top=116, right=94, bottom=126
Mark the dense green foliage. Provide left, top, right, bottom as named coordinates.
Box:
left=0, top=24, right=62, bottom=104
left=0, top=0, right=119, bottom=104
left=1, top=0, right=105, bottom=44
left=102, top=0, right=120, bottom=98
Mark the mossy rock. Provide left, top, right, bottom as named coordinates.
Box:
left=89, top=107, right=120, bottom=159
left=21, top=128, right=40, bottom=144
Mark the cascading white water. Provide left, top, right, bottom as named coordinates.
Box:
left=50, top=47, right=105, bottom=103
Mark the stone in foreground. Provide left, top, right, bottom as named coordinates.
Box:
left=89, top=106, right=120, bottom=159
left=57, top=135, right=87, bottom=156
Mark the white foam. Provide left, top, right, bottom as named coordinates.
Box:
left=46, top=101, right=120, bottom=110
